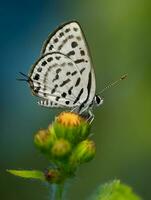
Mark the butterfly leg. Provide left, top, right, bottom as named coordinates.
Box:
left=71, top=107, right=80, bottom=113
left=79, top=110, right=94, bottom=124
left=87, top=110, right=94, bottom=124
left=71, top=107, right=94, bottom=123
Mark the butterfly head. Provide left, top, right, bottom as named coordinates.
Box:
left=93, top=95, right=103, bottom=107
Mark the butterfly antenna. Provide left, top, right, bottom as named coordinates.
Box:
left=99, top=73, right=128, bottom=95
left=16, top=72, right=30, bottom=82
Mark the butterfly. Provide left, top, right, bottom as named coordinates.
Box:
left=19, top=21, right=104, bottom=122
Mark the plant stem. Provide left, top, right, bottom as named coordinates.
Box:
left=52, top=183, right=64, bottom=200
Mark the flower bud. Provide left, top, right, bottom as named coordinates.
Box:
left=51, top=139, right=71, bottom=158
left=45, top=169, right=62, bottom=183
left=52, top=112, right=90, bottom=144
left=34, top=126, right=56, bottom=153
left=69, top=139, right=96, bottom=168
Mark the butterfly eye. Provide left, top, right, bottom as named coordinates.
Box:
left=95, top=95, right=101, bottom=106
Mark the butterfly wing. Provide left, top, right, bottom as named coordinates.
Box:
left=41, top=21, right=96, bottom=111
left=29, top=52, right=88, bottom=108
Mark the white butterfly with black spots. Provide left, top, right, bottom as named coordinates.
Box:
left=22, top=21, right=103, bottom=121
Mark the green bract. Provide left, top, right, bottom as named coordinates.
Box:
left=51, top=139, right=71, bottom=158
left=69, top=139, right=96, bottom=168
left=34, top=128, right=56, bottom=153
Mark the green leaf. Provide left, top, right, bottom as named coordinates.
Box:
left=7, top=169, right=45, bottom=181
left=90, top=180, right=142, bottom=200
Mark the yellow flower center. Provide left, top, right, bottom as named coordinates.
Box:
left=56, top=112, right=85, bottom=126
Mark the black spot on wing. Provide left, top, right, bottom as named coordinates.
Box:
left=49, top=45, right=54, bottom=50
left=80, top=50, right=85, bottom=56
left=44, top=93, right=47, bottom=97
left=34, top=86, right=41, bottom=94
left=65, top=101, right=70, bottom=105
left=75, top=77, right=81, bottom=87
left=68, top=62, right=73, bottom=66
left=34, top=74, right=40, bottom=80
left=71, top=41, right=78, bottom=48
left=43, top=72, right=48, bottom=83
left=47, top=57, right=53, bottom=62
left=66, top=72, right=71, bottom=76
left=56, top=68, right=62, bottom=73
left=67, top=50, right=75, bottom=56
left=76, top=36, right=81, bottom=41
left=59, top=32, right=64, bottom=37
left=51, top=84, right=58, bottom=94
left=54, top=38, right=58, bottom=43
left=73, top=88, right=84, bottom=104
left=56, top=96, right=60, bottom=101
left=65, top=28, right=70, bottom=33
left=58, top=45, right=63, bottom=50
left=55, top=56, right=61, bottom=60
left=71, top=71, right=77, bottom=76
left=37, top=67, right=42, bottom=72
left=61, top=92, right=67, bottom=98
left=63, top=38, right=68, bottom=43
left=52, top=74, right=59, bottom=82
left=73, top=27, right=78, bottom=32
left=80, top=68, right=85, bottom=74
left=61, top=62, right=66, bottom=67
left=86, top=72, right=92, bottom=101
left=42, top=61, right=47, bottom=66
left=79, top=72, right=92, bottom=111
left=68, top=35, right=74, bottom=39
left=51, top=88, right=56, bottom=94
left=68, top=86, right=73, bottom=95
left=60, top=78, right=70, bottom=87
left=75, top=59, right=85, bottom=64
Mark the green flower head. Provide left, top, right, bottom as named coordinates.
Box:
left=52, top=112, right=91, bottom=144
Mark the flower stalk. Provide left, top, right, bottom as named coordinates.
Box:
left=52, top=183, right=64, bottom=200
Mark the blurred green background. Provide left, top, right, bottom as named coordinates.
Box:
left=1, top=0, right=151, bottom=199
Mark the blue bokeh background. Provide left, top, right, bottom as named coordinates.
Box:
left=1, top=0, right=151, bottom=199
